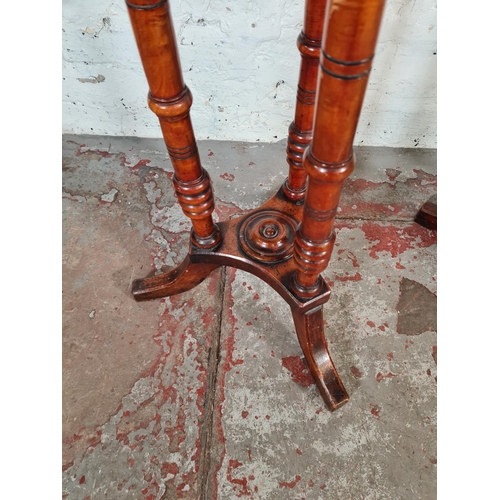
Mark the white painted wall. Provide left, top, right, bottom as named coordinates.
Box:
left=62, top=0, right=436, bottom=148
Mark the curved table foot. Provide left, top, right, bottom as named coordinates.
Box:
left=291, top=305, right=349, bottom=411
left=132, top=253, right=221, bottom=301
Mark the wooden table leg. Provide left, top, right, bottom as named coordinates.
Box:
left=126, top=0, right=222, bottom=299
left=291, top=0, right=386, bottom=408
left=126, top=0, right=220, bottom=250
left=283, top=0, right=327, bottom=201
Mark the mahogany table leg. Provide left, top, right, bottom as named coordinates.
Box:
left=291, top=0, right=386, bottom=407
left=132, top=253, right=221, bottom=301
left=126, top=0, right=221, bottom=298
left=292, top=306, right=349, bottom=410
left=126, top=0, right=220, bottom=249
left=283, top=0, right=327, bottom=201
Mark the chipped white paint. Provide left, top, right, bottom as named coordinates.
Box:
left=62, top=0, right=436, bottom=148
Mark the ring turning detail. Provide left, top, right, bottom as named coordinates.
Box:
left=239, top=210, right=298, bottom=263
left=125, top=0, right=386, bottom=411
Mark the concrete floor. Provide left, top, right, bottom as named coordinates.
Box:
left=62, top=135, right=437, bottom=499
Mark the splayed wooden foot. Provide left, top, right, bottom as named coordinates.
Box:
left=292, top=306, right=349, bottom=411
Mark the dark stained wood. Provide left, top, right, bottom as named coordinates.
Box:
left=132, top=255, right=220, bottom=301
left=126, top=0, right=387, bottom=411
left=125, top=0, right=220, bottom=248
left=292, top=0, right=386, bottom=294
left=292, top=306, right=349, bottom=410
left=415, top=198, right=437, bottom=230
left=133, top=187, right=331, bottom=314
left=283, top=0, right=327, bottom=201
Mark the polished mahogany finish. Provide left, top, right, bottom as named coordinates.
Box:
left=126, top=0, right=386, bottom=411
left=283, top=0, right=327, bottom=201
left=292, top=0, right=386, bottom=295
left=126, top=0, right=220, bottom=248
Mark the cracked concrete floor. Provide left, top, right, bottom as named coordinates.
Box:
left=62, top=135, right=437, bottom=499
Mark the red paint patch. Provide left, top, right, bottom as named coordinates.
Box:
left=335, top=272, right=362, bottom=282
left=279, top=475, right=301, bottom=488
left=361, top=222, right=436, bottom=259
left=227, top=460, right=251, bottom=496
left=220, top=172, right=235, bottom=181
left=161, top=462, right=179, bottom=476
left=79, top=475, right=86, bottom=485
left=386, top=168, right=402, bottom=181
left=248, top=161, right=255, bottom=166
left=281, top=356, right=314, bottom=387
left=367, top=320, right=376, bottom=328
left=370, top=404, right=381, bottom=419
left=132, top=158, right=151, bottom=168
left=346, top=250, right=360, bottom=268
left=387, top=352, right=393, bottom=361
left=253, top=293, right=260, bottom=300
left=296, top=448, right=302, bottom=455
left=75, top=145, right=112, bottom=158
left=350, top=366, right=363, bottom=378
left=241, top=410, right=249, bottom=419
left=376, top=372, right=398, bottom=382
left=208, top=150, right=214, bottom=157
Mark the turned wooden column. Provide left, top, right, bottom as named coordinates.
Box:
left=293, top=0, right=385, bottom=296
left=283, top=0, right=327, bottom=201
left=126, top=0, right=220, bottom=249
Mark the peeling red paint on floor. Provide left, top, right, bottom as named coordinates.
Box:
left=361, top=222, right=436, bottom=259
left=376, top=372, right=398, bottom=382
left=279, top=475, right=301, bottom=489
left=370, top=404, right=381, bottom=419
left=281, top=356, right=315, bottom=387
left=338, top=169, right=437, bottom=219
left=335, top=271, right=362, bottom=282
left=385, top=168, right=402, bottom=181
left=226, top=459, right=252, bottom=497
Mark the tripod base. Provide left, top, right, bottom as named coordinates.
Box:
left=132, top=187, right=349, bottom=410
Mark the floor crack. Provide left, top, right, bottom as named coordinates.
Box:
left=199, top=265, right=226, bottom=499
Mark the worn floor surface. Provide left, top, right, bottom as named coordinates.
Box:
left=62, top=135, right=437, bottom=500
